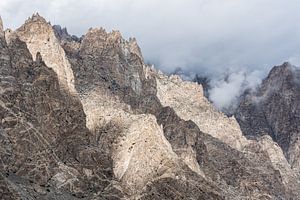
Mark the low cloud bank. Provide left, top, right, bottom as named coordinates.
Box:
left=208, top=69, right=265, bottom=112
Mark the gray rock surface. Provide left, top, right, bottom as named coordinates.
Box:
left=0, top=18, right=119, bottom=200
left=236, top=62, right=300, bottom=173
left=0, top=14, right=299, bottom=199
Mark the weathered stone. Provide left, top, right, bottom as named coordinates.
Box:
left=0, top=23, right=117, bottom=199
left=0, top=16, right=3, bottom=34
left=1, top=14, right=300, bottom=199
left=236, top=62, right=300, bottom=173
left=15, top=14, right=76, bottom=94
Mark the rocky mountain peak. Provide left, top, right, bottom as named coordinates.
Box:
left=0, top=16, right=4, bottom=43
left=19, top=13, right=52, bottom=38
left=258, top=62, right=300, bottom=97
left=80, top=27, right=143, bottom=61
left=111, top=29, right=122, bottom=39
left=53, top=25, right=68, bottom=36
left=53, top=25, right=81, bottom=42
left=128, top=37, right=144, bottom=61
left=235, top=62, right=300, bottom=174
left=0, top=16, right=5, bottom=45
left=0, top=15, right=3, bottom=32
left=86, top=27, right=108, bottom=39
left=272, top=61, right=292, bottom=70
left=25, top=12, right=47, bottom=24
left=84, top=28, right=125, bottom=45
left=15, top=14, right=76, bottom=94
left=267, top=62, right=294, bottom=81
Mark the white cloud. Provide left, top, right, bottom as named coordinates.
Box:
left=1, top=0, right=300, bottom=72
left=209, top=69, right=264, bottom=111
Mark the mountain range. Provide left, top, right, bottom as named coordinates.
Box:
left=1, top=14, right=300, bottom=199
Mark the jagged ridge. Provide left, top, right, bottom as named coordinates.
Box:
left=0, top=14, right=299, bottom=200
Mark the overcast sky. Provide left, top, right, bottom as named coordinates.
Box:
left=1, top=0, right=300, bottom=109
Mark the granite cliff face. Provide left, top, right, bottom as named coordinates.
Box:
left=0, top=14, right=300, bottom=199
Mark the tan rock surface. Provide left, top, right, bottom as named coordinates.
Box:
left=15, top=13, right=76, bottom=94
left=151, top=67, right=248, bottom=150
left=257, top=135, right=299, bottom=187
left=80, top=88, right=205, bottom=196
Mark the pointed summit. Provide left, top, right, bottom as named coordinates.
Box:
left=0, top=16, right=5, bottom=46
left=53, top=25, right=80, bottom=42
left=0, top=15, right=3, bottom=32
left=267, top=62, right=295, bottom=81
left=128, top=37, right=144, bottom=61
left=0, top=16, right=5, bottom=42
left=24, top=12, right=47, bottom=24
left=16, top=14, right=76, bottom=94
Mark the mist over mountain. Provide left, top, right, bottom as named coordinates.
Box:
left=203, top=69, right=267, bottom=113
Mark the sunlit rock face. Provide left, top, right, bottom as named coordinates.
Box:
left=0, top=28, right=116, bottom=199
left=153, top=69, right=248, bottom=151
left=14, top=13, right=76, bottom=94
left=0, top=14, right=300, bottom=199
